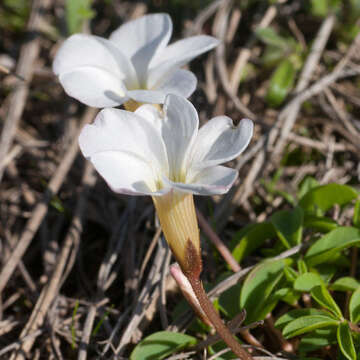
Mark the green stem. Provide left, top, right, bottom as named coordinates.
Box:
left=187, top=275, right=254, bottom=360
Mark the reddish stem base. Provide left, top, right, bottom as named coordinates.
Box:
left=188, top=275, right=254, bottom=360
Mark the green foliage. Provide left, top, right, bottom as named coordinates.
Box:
left=293, top=273, right=324, bottom=292
left=0, top=0, right=30, bottom=32
left=240, top=259, right=288, bottom=323
left=231, top=222, right=275, bottom=263
left=254, top=26, right=304, bottom=107
left=299, top=183, right=358, bottom=214
left=299, top=328, right=337, bottom=353
left=310, top=285, right=343, bottom=319
left=255, top=27, right=289, bottom=49
left=65, top=0, right=95, bottom=35
left=270, top=206, right=303, bottom=248
left=303, top=214, right=338, bottom=232
left=349, top=287, right=360, bottom=324
left=297, top=176, right=320, bottom=199
left=266, top=59, right=296, bottom=107
left=275, top=308, right=333, bottom=330
left=308, top=0, right=340, bottom=17
left=353, top=200, right=360, bottom=228
left=228, top=181, right=359, bottom=358
left=330, top=277, right=360, bottom=292
left=305, top=227, right=360, bottom=266
left=160, top=181, right=359, bottom=359
left=71, top=300, right=79, bottom=349
left=130, top=331, right=197, bottom=360
left=337, top=322, right=357, bottom=360
left=282, top=314, right=339, bottom=338
left=218, top=283, right=242, bottom=318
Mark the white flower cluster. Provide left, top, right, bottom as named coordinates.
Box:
left=53, top=13, right=254, bottom=197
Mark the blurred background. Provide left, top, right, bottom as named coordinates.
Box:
left=1, top=0, right=360, bottom=359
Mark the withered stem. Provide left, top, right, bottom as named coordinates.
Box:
left=188, top=275, right=254, bottom=360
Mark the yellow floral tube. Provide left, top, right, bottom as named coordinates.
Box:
left=152, top=191, right=202, bottom=278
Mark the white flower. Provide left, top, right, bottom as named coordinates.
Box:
left=53, top=13, right=219, bottom=108
left=78, top=94, right=253, bottom=197
left=79, top=93, right=253, bottom=271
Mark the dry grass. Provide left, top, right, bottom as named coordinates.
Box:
left=1, top=0, right=360, bottom=359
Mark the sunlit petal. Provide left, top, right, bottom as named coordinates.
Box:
left=128, top=89, right=166, bottom=104
left=79, top=108, right=168, bottom=176
left=110, top=13, right=172, bottom=85
left=135, top=104, right=163, bottom=133
left=189, top=117, right=253, bottom=169
left=148, top=35, right=220, bottom=89
left=154, top=69, right=197, bottom=99
left=91, top=151, right=169, bottom=195
left=166, top=165, right=238, bottom=195
left=162, top=94, right=198, bottom=181
left=53, top=34, right=137, bottom=87
left=59, top=67, right=127, bottom=108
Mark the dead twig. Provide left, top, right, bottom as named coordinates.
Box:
left=0, top=0, right=51, bottom=182
left=10, top=162, right=97, bottom=360
left=0, top=108, right=97, bottom=294
left=197, top=209, right=240, bottom=272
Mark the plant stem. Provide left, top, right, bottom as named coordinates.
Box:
left=188, top=275, right=254, bottom=360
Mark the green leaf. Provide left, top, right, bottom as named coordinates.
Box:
left=130, top=331, right=197, bottom=360
left=283, top=315, right=339, bottom=338
left=231, top=222, right=275, bottom=263
left=304, top=214, right=338, bottom=232
left=331, top=277, right=360, bottom=292
left=294, top=273, right=324, bottom=292
left=66, top=0, right=95, bottom=35
left=310, top=285, right=343, bottom=319
left=271, top=206, right=303, bottom=248
left=0, top=0, right=30, bottom=32
left=309, top=0, right=329, bottom=17
left=305, top=227, right=360, bottom=266
left=266, top=59, right=296, bottom=107
left=50, top=195, right=65, bottom=213
left=275, top=308, right=333, bottom=330
left=268, top=287, right=299, bottom=306
left=353, top=200, right=360, bottom=228
left=349, top=286, right=360, bottom=324
left=284, top=266, right=298, bottom=283
left=337, top=322, right=357, bottom=360
left=218, top=283, right=242, bottom=318
left=298, top=176, right=320, bottom=200
left=255, top=27, right=288, bottom=49
left=262, top=46, right=286, bottom=66
left=299, top=328, right=337, bottom=353
left=316, top=264, right=336, bottom=283
left=299, top=184, right=358, bottom=214
left=297, top=259, right=308, bottom=275
left=240, top=259, right=287, bottom=324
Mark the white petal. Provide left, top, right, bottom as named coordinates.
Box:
left=128, top=90, right=166, bottom=104
left=190, top=117, right=253, bottom=169
left=90, top=151, right=168, bottom=196
left=135, top=104, right=163, bottom=133
left=79, top=108, right=168, bottom=176
left=155, top=69, right=197, bottom=99
left=162, top=94, right=198, bottom=180
left=166, top=166, right=238, bottom=195
left=59, top=67, right=127, bottom=107
left=148, top=35, right=219, bottom=88
left=53, top=34, right=137, bottom=87
left=128, top=70, right=196, bottom=103
left=109, top=14, right=172, bottom=85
